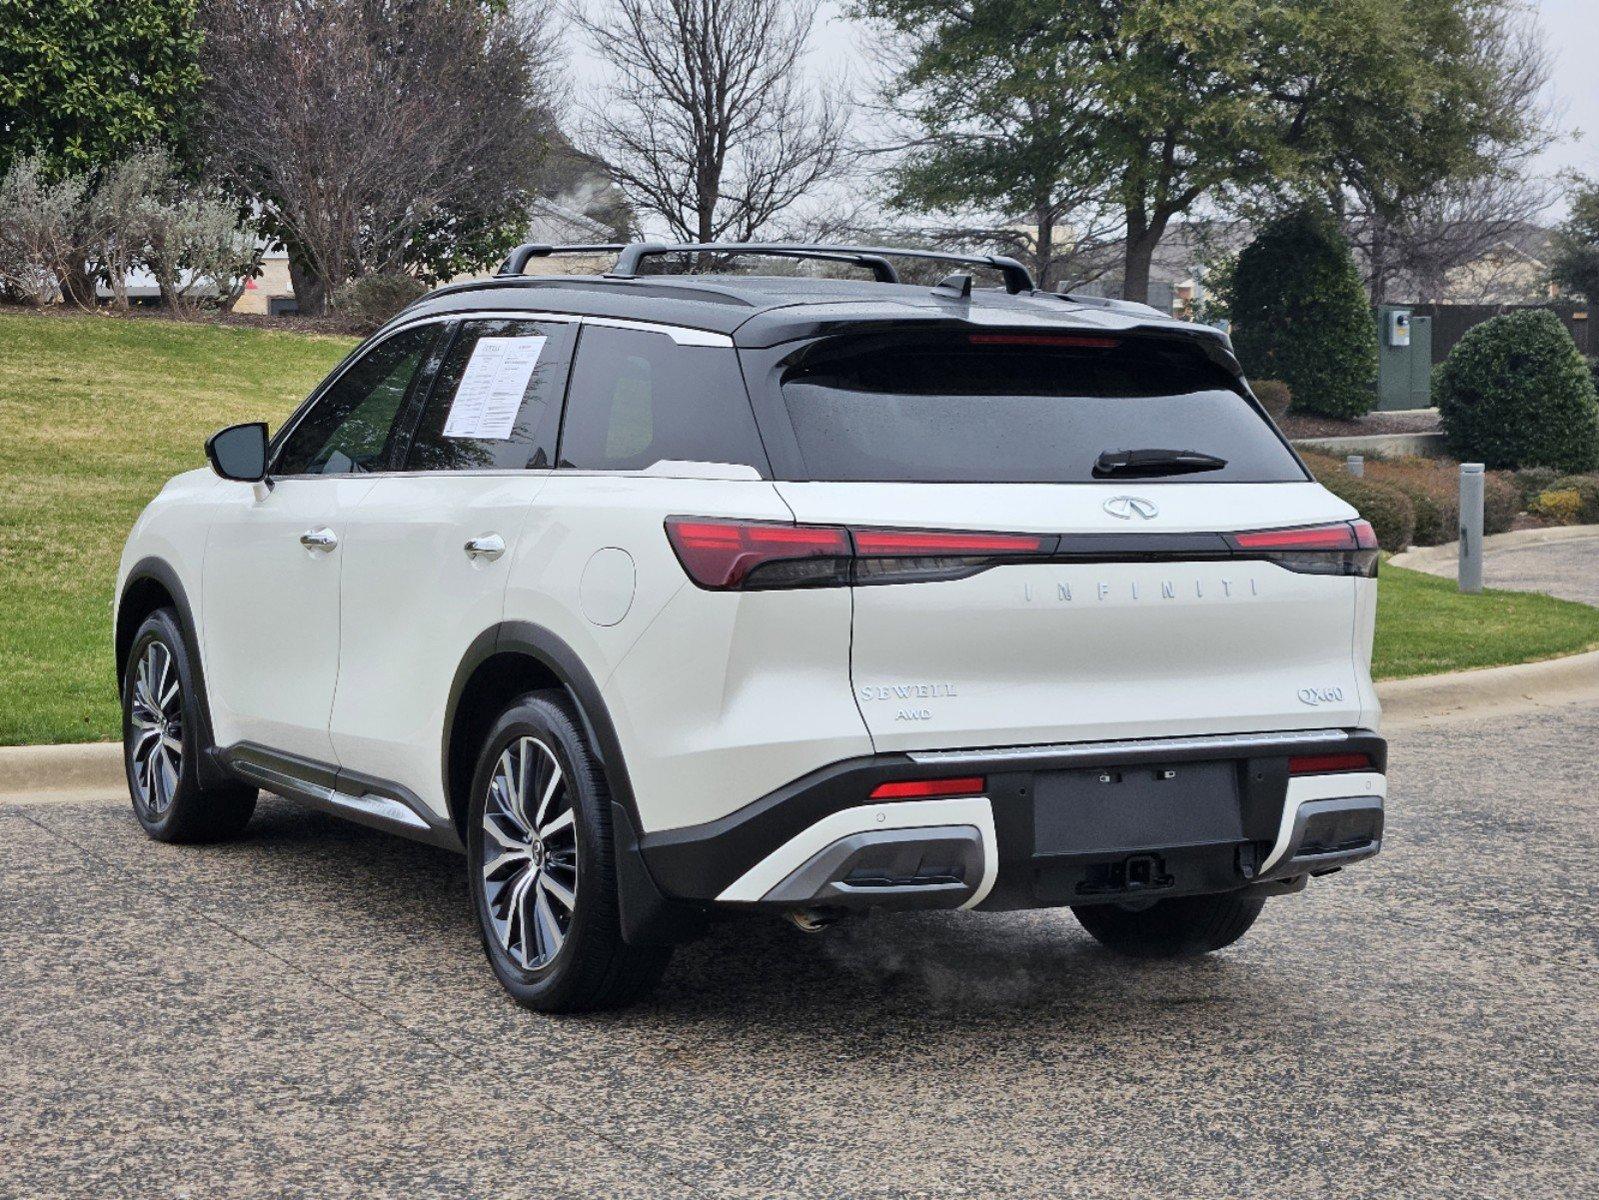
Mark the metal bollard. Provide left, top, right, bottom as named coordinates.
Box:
left=1459, top=463, right=1484, bottom=594
left=1346, top=454, right=1364, bottom=477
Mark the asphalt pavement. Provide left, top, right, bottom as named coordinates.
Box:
left=3, top=700, right=1596, bottom=1199
left=1396, top=527, right=1599, bottom=607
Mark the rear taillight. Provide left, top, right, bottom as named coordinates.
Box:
left=1225, top=521, right=1379, bottom=577
left=664, top=518, right=850, bottom=590
left=1288, top=752, right=1374, bottom=775
left=869, top=776, right=986, bottom=800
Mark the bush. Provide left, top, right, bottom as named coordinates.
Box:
left=1513, top=465, right=1561, bottom=506
left=1544, top=474, right=1599, bottom=523
left=1433, top=309, right=1599, bottom=472
left=1530, top=488, right=1584, bottom=524
left=335, top=271, right=428, bottom=330
left=1306, top=464, right=1416, bottom=552
left=1252, top=379, right=1292, bottom=421
left=1230, top=208, right=1378, bottom=419
left=0, top=154, right=85, bottom=304
left=1483, top=471, right=1519, bottom=535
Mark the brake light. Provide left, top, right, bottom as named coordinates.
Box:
left=1225, top=521, right=1379, bottom=578
left=967, top=333, right=1120, bottom=349
left=869, top=777, right=986, bottom=800
left=1288, top=753, right=1373, bottom=775
left=665, top=518, right=849, bottom=589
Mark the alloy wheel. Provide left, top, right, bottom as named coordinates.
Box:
left=481, top=736, right=579, bottom=970
left=129, top=640, right=183, bottom=816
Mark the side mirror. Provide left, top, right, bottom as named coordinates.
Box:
left=205, top=422, right=269, bottom=483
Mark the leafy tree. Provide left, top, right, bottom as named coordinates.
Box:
left=1550, top=176, right=1599, bottom=302
left=0, top=0, right=202, bottom=176
left=1230, top=209, right=1377, bottom=420
left=856, top=0, right=1551, bottom=303
left=1434, top=310, right=1599, bottom=473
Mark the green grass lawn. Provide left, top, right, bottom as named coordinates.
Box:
left=0, top=309, right=355, bottom=745
left=1372, top=560, right=1599, bottom=680
left=1, top=307, right=1596, bottom=744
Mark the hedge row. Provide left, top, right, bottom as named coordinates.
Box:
left=1299, top=453, right=1518, bottom=552
left=1530, top=475, right=1599, bottom=524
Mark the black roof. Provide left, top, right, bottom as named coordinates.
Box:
left=396, top=271, right=1231, bottom=355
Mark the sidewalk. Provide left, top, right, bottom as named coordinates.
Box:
left=1390, top=525, right=1599, bottom=607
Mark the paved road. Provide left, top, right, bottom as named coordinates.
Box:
left=1401, top=530, right=1599, bottom=607
left=4, top=704, right=1596, bottom=1199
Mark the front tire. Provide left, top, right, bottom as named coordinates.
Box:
left=467, top=692, right=671, bottom=1012
left=1072, top=891, right=1265, bottom=959
left=122, top=608, right=256, bottom=842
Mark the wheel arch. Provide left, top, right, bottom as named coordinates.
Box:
left=116, top=557, right=229, bottom=788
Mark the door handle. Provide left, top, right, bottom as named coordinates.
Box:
left=464, top=533, right=506, bottom=562
left=299, top=527, right=338, bottom=552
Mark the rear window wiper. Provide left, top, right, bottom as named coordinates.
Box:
left=1093, top=448, right=1228, bottom=479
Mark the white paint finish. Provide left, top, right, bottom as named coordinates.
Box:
left=329, top=473, right=548, bottom=817
left=579, top=547, right=636, bottom=627
left=503, top=474, right=872, bottom=834
left=717, top=796, right=999, bottom=908
left=1259, top=772, right=1388, bottom=874
left=1353, top=576, right=1383, bottom=731
left=778, top=479, right=1371, bottom=751
left=201, top=476, right=376, bottom=760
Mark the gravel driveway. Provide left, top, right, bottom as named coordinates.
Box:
left=3, top=702, right=1596, bottom=1198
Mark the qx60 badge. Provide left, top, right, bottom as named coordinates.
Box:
left=1103, top=495, right=1159, bottom=520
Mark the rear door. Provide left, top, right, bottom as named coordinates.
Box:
left=759, top=329, right=1375, bottom=751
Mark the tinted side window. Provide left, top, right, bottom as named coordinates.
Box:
left=558, top=325, right=769, bottom=475
left=402, top=318, right=577, bottom=472
left=275, top=325, right=436, bottom=476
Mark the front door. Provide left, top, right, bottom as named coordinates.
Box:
left=202, top=322, right=439, bottom=762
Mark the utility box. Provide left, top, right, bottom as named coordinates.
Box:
left=1377, top=305, right=1432, bottom=410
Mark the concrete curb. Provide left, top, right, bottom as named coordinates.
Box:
left=1389, top=525, right=1599, bottom=574
left=4, top=647, right=1598, bottom=799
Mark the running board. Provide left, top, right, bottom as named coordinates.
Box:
left=218, top=743, right=462, bottom=852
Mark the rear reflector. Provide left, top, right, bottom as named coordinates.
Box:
left=869, top=777, right=986, bottom=800
left=1288, top=753, right=1373, bottom=775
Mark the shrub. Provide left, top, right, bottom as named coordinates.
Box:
left=1513, top=465, right=1560, bottom=506
left=0, top=154, right=85, bottom=304
left=1483, top=471, right=1519, bottom=535
left=1307, top=465, right=1416, bottom=552
left=1530, top=488, right=1584, bottom=524
left=1433, top=309, right=1599, bottom=472
left=1252, top=379, right=1292, bottom=421
left=1545, top=474, right=1599, bottom=523
left=335, top=271, right=428, bottom=330
left=1230, top=208, right=1378, bottom=419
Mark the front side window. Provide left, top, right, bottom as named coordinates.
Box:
left=403, top=318, right=577, bottom=472
left=558, top=325, right=769, bottom=474
left=776, top=333, right=1307, bottom=483
left=274, top=325, right=436, bottom=476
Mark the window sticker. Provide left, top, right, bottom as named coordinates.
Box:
left=442, top=335, right=547, bottom=440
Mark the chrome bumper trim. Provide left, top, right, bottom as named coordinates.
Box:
left=906, top=728, right=1354, bottom=768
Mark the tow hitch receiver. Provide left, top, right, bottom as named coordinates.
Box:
left=1076, top=853, right=1174, bottom=897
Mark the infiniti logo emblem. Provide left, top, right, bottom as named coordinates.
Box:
left=1103, top=495, right=1159, bottom=520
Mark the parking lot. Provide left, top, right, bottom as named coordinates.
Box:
left=4, top=700, right=1595, bottom=1199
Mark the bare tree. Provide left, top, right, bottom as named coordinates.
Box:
left=572, top=0, right=851, bottom=244
left=197, top=0, right=563, bottom=315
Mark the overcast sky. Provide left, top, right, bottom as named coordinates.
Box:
left=570, top=0, right=1597, bottom=210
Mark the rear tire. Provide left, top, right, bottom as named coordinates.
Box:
left=122, top=608, right=257, bottom=843
left=1071, top=891, right=1265, bottom=959
left=467, top=691, right=671, bottom=1012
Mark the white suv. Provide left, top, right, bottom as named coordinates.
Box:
left=116, top=242, right=1387, bottom=1011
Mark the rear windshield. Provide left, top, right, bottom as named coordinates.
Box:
left=777, top=334, right=1307, bottom=483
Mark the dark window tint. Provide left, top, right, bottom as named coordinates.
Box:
left=403, top=318, right=577, bottom=472
left=558, top=325, right=768, bottom=474
left=275, top=325, right=436, bottom=475
left=777, top=335, right=1307, bottom=483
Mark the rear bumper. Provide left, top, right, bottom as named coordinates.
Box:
left=637, top=727, right=1386, bottom=911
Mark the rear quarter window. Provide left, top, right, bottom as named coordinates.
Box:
left=774, top=333, right=1307, bottom=484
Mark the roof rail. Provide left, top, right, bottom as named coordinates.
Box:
left=609, top=242, right=1036, bottom=294
left=496, top=243, right=628, bottom=277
